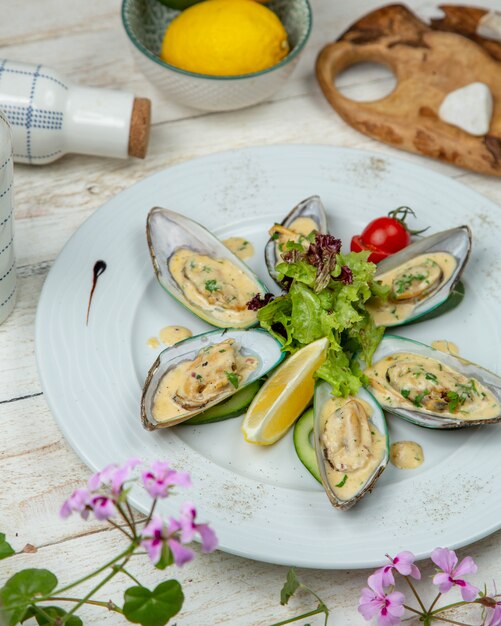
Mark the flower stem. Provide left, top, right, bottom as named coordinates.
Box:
left=403, top=604, right=424, bottom=615
left=144, top=498, right=157, bottom=527
left=404, top=576, right=427, bottom=613
left=53, top=546, right=133, bottom=596
left=107, top=519, right=133, bottom=539
left=431, top=616, right=474, bottom=626
left=47, top=597, right=123, bottom=613
left=118, top=566, right=142, bottom=586
left=430, top=601, right=469, bottom=616
left=125, top=500, right=138, bottom=537
left=267, top=607, right=328, bottom=626
left=116, top=503, right=136, bottom=538
left=63, top=563, right=122, bottom=619
left=429, top=592, right=443, bottom=613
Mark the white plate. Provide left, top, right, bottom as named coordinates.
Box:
left=36, top=145, right=501, bottom=569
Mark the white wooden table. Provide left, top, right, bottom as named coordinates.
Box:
left=1, top=1, right=501, bottom=624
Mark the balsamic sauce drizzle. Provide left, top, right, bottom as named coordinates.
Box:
left=86, top=260, right=107, bottom=325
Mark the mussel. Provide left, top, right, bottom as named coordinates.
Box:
left=141, top=328, right=285, bottom=430
left=364, top=335, right=501, bottom=429
left=147, top=207, right=270, bottom=329
left=264, top=196, right=328, bottom=287
left=313, top=383, right=389, bottom=510
left=367, top=226, right=471, bottom=327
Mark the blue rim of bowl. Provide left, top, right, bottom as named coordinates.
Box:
left=121, top=0, right=313, bottom=81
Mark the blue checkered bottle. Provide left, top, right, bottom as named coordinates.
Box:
left=0, top=110, right=15, bottom=323
left=0, top=60, right=151, bottom=165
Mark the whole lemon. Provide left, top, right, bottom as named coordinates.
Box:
left=160, top=0, right=290, bottom=76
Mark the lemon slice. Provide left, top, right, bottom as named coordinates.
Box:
left=242, top=337, right=329, bottom=445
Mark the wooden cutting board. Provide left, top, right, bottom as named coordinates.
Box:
left=316, top=4, right=501, bottom=176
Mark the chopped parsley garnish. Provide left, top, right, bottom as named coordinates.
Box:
left=205, top=279, right=219, bottom=292
left=202, top=266, right=212, bottom=273
left=425, top=372, right=438, bottom=383
left=412, top=390, right=429, bottom=408
left=446, top=391, right=461, bottom=412
left=196, top=374, right=203, bottom=381
left=446, top=380, right=479, bottom=412
left=271, top=232, right=279, bottom=241
left=401, top=389, right=410, bottom=399
left=393, top=272, right=428, bottom=295
left=335, top=474, right=348, bottom=488
left=219, top=349, right=226, bottom=353
left=225, top=371, right=239, bottom=389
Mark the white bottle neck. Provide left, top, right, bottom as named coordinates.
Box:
left=64, top=85, right=134, bottom=159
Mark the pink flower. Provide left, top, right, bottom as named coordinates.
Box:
left=60, top=488, right=91, bottom=519
left=89, top=495, right=117, bottom=520
left=174, top=502, right=218, bottom=553
left=431, top=548, right=479, bottom=601
left=141, top=516, right=194, bottom=567
left=487, top=604, right=501, bottom=626
left=358, top=572, right=405, bottom=626
left=141, top=461, right=191, bottom=499
left=88, top=458, right=141, bottom=494
left=141, top=506, right=217, bottom=567
left=378, top=551, right=421, bottom=586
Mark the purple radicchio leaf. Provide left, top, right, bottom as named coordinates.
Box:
left=335, top=265, right=353, bottom=285
left=246, top=293, right=275, bottom=311
left=306, top=234, right=342, bottom=292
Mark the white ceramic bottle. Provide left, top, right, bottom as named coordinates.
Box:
left=0, top=110, right=15, bottom=324
left=0, top=60, right=151, bottom=165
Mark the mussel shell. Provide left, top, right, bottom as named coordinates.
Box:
left=147, top=207, right=270, bottom=328
left=141, top=328, right=285, bottom=430
left=374, top=226, right=472, bottom=327
left=365, top=335, right=501, bottom=429
left=264, top=195, right=328, bottom=287
left=313, top=382, right=389, bottom=510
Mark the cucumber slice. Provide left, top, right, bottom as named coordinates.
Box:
left=184, top=380, right=262, bottom=425
left=293, top=408, right=321, bottom=483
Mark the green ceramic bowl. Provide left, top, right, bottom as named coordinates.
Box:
left=156, top=0, right=201, bottom=8
left=121, top=0, right=312, bottom=111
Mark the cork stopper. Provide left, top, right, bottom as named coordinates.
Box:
left=128, top=97, right=151, bottom=159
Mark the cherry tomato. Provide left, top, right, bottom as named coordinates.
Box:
left=360, top=217, right=410, bottom=254
left=350, top=235, right=390, bottom=264
left=350, top=207, right=428, bottom=262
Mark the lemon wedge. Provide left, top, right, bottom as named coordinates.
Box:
left=242, top=337, right=329, bottom=445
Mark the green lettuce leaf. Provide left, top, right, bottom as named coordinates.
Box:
left=256, top=238, right=387, bottom=397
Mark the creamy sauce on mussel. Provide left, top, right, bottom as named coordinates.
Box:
left=222, top=237, right=254, bottom=260
left=271, top=216, right=319, bottom=261
left=390, top=441, right=424, bottom=469
left=152, top=339, right=258, bottom=424
left=365, top=353, right=501, bottom=420
left=159, top=325, right=192, bottom=346
left=368, top=252, right=457, bottom=326
left=320, top=397, right=386, bottom=501
left=169, top=249, right=261, bottom=325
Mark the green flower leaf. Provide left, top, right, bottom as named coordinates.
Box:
left=0, top=569, right=58, bottom=626
left=154, top=544, right=174, bottom=571
left=22, top=605, right=83, bottom=625
left=280, top=569, right=300, bottom=606
left=0, top=534, right=15, bottom=560
left=123, top=581, right=184, bottom=626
